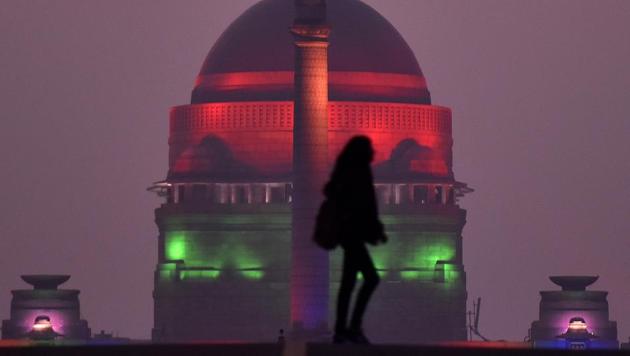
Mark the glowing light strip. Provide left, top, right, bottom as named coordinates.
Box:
left=195, top=71, right=427, bottom=90
left=169, top=101, right=452, bottom=133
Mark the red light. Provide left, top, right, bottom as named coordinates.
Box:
left=168, top=101, right=453, bottom=179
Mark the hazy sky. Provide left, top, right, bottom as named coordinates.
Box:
left=0, top=0, right=629, bottom=341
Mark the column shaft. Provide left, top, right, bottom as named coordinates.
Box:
left=291, top=37, right=330, bottom=332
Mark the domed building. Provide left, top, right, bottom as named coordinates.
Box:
left=150, top=0, right=471, bottom=343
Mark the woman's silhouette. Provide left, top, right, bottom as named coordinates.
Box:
left=325, top=136, right=387, bottom=344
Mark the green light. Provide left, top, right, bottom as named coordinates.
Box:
left=163, top=231, right=276, bottom=270
left=159, top=271, right=174, bottom=281
left=158, top=262, right=180, bottom=281
left=241, top=270, right=265, bottom=280
left=166, top=233, right=187, bottom=260
left=400, top=270, right=422, bottom=280
left=159, top=262, right=178, bottom=271
left=411, top=242, right=455, bottom=268
left=161, top=212, right=293, bottom=270
left=233, top=244, right=263, bottom=269
left=433, top=262, right=462, bottom=286
left=355, top=270, right=386, bottom=280
left=180, top=270, right=221, bottom=280
left=443, top=263, right=460, bottom=282
left=370, top=251, right=388, bottom=271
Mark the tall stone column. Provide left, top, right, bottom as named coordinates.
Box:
left=290, top=0, right=330, bottom=335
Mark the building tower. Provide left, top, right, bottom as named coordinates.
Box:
left=290, top=0, right=330, bottom=334
left=150, top=0, right=472, bottom=343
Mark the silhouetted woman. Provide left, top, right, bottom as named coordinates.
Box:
left=325, top=136, right=387, bottom=344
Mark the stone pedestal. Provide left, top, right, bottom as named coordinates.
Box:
left=1, top=275, right=90, bottom=340
left=531, top=276, right=618, bottom=350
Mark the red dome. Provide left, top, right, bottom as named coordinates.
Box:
left=167, top=0, right=455, bottom=182
left=192, top=0, right=431, bottom=104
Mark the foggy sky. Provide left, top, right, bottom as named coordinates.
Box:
left=0, top=0, right=629, bottom=341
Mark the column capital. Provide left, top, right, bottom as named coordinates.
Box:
left=290, top=24, right=331, bottom=42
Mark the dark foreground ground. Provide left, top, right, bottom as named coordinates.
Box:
left=0, top=342, right=629, bottom=356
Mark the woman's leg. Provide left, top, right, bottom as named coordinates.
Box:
left=335, top=247, right=358, bottom=334
left=349, top=243, right=380, bottom=332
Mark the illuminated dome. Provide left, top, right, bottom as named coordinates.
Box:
left=192, top=0, right=431, bottom=104
left=167, top=0, right=456, bottom=182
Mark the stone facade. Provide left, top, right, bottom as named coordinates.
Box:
left=151, top=0, right=471, bottom=343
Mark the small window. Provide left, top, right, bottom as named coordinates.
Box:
left=232, top=185, right=248, bottom=204
left=286, top=184, right=293, bottom=203
left=177, top=185, right=186, bottom=203
left=434, top=186, right=443, bottom=204
left=252, top=185, right=266, bottom=204
left=397, top=185, right=410, bottom=205
left=375, top=185, right=391, bottom=206
left=269, top=186, right=287, bottom=204
left=206, top=184, right=215, bottom=202
left=215, top=184, right=229, bottom=204
left=192, top=184, right=207, bottom=201
left=166, top=187, right=174, bottom=204
left=413, top=185, right=428, bottom=205
left=447, top=187, right=455, bottom=205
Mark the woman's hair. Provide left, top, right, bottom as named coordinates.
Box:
left=326, top=136, right=374, bottom=197
left=335, top=136, right=374, bottom=168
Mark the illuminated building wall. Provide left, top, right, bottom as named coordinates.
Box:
left=153, top=207, right=291, bottom=341
left=151, top=0, right=471, bottom=343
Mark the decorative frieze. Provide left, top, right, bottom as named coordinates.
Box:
left=170, top=102, right=452, bottom=134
